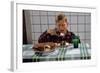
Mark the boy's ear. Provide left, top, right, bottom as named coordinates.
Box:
left=67, top=22, right=69, bottom=27
left=67, top=22, right=69, bottom=25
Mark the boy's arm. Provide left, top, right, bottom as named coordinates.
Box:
left=38, top=30, right=51, bottom=43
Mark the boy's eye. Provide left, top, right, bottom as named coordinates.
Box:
left=59, top=24, right=65, bottom=27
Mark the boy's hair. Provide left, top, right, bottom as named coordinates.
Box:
left=56, top=13, right=67, bottom=22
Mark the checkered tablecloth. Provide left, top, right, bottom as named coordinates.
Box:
left=23, top=43, right=91, bottom=62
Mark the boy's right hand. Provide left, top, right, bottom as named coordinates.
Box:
left=47, top=29, right=57, bottom=35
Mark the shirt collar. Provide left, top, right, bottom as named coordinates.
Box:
left=55, top=28, right=69, bottom=35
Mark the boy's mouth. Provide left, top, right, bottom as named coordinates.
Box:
left=60, top=30, right=65, bottom=33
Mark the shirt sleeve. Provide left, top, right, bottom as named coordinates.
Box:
left=38, top=30, right=51, bottom=43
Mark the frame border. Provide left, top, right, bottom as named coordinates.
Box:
left=11, top=1, right=97, bottom=71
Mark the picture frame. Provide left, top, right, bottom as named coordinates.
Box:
left=11, top=1, right=97, bottom=71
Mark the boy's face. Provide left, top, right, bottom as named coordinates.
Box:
left=56, top=19, right=68, bottom=33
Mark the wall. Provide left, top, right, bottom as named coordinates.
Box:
left=24, top=10, right=91, bottom=46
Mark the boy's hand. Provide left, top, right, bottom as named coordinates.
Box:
left=47, top=29, right=57, bottom=35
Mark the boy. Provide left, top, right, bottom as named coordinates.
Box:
left=33, top=13, right=80, bottom=51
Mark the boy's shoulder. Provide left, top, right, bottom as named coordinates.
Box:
left=67, top=31, right=75, bottom=36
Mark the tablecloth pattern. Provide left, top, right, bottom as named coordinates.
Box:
left=23, top=43, right=91, bottom=62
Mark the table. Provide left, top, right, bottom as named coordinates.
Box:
left=23, top=43, right=91, bottom=62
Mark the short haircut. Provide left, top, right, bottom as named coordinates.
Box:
left=56, top=13, right=67, bottom=23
